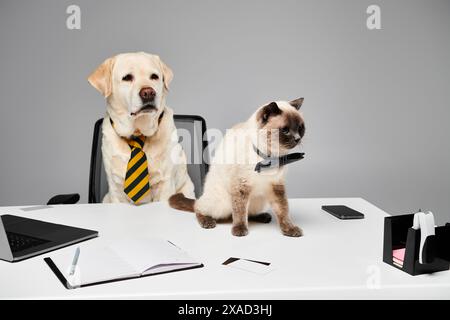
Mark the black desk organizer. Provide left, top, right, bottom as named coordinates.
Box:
left=383, top=213, right=450, bottom=276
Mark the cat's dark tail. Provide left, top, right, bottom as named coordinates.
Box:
left=169, top=193, right=195, bottom=212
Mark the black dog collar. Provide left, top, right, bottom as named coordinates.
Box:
left=253, top=145, right=305, bottom=173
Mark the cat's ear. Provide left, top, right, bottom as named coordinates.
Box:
left=289, top=98, right=304, bottom=110
left=257, top=102, right=282, bottom=124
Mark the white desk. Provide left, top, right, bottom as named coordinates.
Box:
left=0, top=198, right=449, bottom=299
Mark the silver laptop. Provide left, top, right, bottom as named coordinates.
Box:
left=0, top=214, right=98, bottom=262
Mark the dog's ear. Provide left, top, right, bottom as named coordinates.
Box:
left=257, top=102, right=282, bottom=124
left=157, top=56, right=173, bottom=90
left=88, top=56, right=116, bottom=98
left=289, top=98, right=304, bottom=110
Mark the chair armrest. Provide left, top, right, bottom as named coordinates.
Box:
left=47, top=193, right=80, bottom=205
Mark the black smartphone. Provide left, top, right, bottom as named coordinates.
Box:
left=322, top=205, right=364, bottom=220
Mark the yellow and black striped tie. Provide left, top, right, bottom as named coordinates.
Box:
left=124, top=135, right=150, bottom=204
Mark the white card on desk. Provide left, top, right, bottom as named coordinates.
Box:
left=226, top=259, right=275, bottom=275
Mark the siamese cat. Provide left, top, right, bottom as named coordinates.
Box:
left=169, top=98, right=306, bottom=237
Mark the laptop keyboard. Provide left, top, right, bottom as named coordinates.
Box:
left=6, top=232, right=49, bottom=253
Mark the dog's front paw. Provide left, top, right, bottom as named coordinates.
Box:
left=197, top=214, right=216, bottom=229
left=232, top=224, right=249, bottom=237
left=282, top=225, right=303, bottom=237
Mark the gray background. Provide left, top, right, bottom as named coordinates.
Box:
left=0, top=0, right=449, bottom=223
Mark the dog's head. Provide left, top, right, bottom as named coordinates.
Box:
left=255, top=98, right=305, bottom=156
left=88, top=52, right=173, bottom=136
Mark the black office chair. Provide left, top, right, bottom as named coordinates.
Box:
left=48, top=115, right=209, bottom=204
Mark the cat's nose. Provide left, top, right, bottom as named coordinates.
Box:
left=294, top=137, right=301, bottom=143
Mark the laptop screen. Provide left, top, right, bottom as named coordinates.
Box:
left=0, top=216, right=13, bottom=262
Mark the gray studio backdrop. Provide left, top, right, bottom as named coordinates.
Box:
left=0, top=0, right=449, bottom=223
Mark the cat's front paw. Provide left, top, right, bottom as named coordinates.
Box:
left=197, top=214, right=216, bottom=229
left=282, top=225, right=303, bottom=237
left=232, top=224, right=249, bottom=237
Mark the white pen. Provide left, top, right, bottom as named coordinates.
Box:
left=69, top=247, right=80, bottom=276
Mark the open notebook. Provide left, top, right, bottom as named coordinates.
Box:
left=44, top=238, right=203, bottom=289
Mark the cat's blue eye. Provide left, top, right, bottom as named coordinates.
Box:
left=281, top=127, right=290, bottom=134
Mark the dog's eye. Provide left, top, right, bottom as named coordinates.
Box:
left=122, top=74, right=134, bottom=82
left=150, top=73, right=159, bottom=80
left=281, top=127, right=290, bottom=134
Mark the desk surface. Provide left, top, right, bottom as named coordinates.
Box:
left=1, top=198, right=449, bottom=299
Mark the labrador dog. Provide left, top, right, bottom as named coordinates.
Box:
left=88, top=52, right=194, bottom=203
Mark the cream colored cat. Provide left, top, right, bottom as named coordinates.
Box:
left=169, top=99, right=306, bottom=237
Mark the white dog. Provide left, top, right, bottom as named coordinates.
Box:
left=88, top=52, right=194, bottom=203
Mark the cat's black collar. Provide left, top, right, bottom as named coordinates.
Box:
left=253, top=145, right=305, bottom=173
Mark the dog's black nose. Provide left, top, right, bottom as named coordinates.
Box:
left=139, top=87, right=156, bottom=102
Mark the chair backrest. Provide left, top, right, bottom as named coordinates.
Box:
left=88, top=115, right=209, bottom=203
